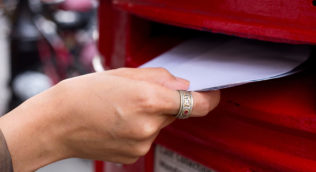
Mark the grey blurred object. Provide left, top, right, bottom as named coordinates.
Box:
left=0, top=0, right=18, bottom=14
left=0, top=13, right=10, bottom=115
left=12, top=71, right=53, bottom=101
left=40, top=0, right=65, bottom=5
left=37, top=158, right=92, bottom=172
left=54, top=10, right=80, bottom=26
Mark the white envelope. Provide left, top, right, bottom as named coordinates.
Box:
left=141, top=37, right=310, bottom=91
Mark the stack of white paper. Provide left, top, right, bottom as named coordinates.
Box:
left=141, top=37, right=310, bottom=91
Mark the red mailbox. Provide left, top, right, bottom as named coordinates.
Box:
left=96, top=0, right=316, bottom=171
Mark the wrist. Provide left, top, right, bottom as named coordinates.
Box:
left=0, top=86, right=71, bottom=171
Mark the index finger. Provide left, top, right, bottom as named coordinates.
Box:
left=107, top=68, right=190, bottom=90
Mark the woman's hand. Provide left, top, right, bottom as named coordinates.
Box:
left=0, top=68, right=220, bottom=172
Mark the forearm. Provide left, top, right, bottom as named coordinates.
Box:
left=0, top=128, right=13, bottom=172
left=0, top=87, right=69, bottom=172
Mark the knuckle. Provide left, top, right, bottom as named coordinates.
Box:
left=56, top=79, right=73, bottom=93
left=123, top=157, right=139, bottom=165
left=111, top=67, right=129, bottom=74
left=156, top=68, right=173, bottom=77
left=57, top=78, right=70, bottom=88
left=132, top=121, right=158, bottom=140
left=116, top=67, right=129, bottom=72
left=142, top=96, right=156, bottom=110
left=140, top=122, right=158, bottom=138
left=134, top=143, right=151, bottom=157
left=138, top=86, right=160, bottom=111
left=156, top=67, right=169, bottom=73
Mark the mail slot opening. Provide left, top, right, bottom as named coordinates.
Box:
left=123, top=17, right=211, bottom=68
left=98, top=5, right=316, bottom=69
left=104, top=15, right=313, bottom=71
left=100, top=12, right=255, bottom=68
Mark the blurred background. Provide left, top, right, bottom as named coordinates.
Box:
left=0, top=0, right=100, bottom=171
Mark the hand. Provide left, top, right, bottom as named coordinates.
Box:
left=0, top=68, right=220, bottom=172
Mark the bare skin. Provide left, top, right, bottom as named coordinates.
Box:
left=0, top=68, right=220, bottom=172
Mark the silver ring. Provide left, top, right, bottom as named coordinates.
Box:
left=176, top=90, right=194, bottom=119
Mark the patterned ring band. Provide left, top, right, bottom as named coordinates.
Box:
left=176, top=90, right=194, bottom=119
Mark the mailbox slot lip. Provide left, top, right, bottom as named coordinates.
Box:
left=113, top=1, right=316, bottom=45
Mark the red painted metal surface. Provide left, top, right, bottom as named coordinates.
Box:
left=94, top=161, right=105, bottom=172
left=97, top=0, right=316, bottom=171
left=113, top=0, right=316, bottom=45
